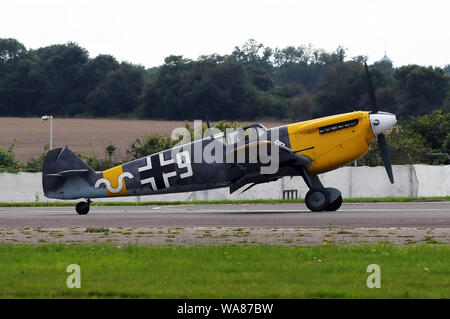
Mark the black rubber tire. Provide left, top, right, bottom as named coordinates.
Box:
left=75, top=202, right=90, bottom=215
left=305, top=188, right=330, bottom=212
left=324, top=195, right=343, bottom=211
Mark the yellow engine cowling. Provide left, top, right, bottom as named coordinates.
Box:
left=287, top=111, right=375, bottom=174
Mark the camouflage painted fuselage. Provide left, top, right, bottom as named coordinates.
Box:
left=43, top=111, right=374, bottom=200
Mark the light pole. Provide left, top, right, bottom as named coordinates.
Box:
left=41, top=115, right=53, bottom=150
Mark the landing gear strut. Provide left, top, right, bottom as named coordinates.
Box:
left=76, top=199, right=91, bottom=215
left=299, top=167, right=343, bottom=212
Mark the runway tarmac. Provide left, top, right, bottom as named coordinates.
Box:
left=1, top=202, right=449, bottom=228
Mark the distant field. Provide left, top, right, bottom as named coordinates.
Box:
left=0, top=118, right=284, bottom=162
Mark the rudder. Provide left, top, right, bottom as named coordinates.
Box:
left=42, top=147, right=95, bottom=198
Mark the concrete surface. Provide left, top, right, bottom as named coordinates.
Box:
left=1, top=226, right=448, bottom=246
left=1, top=202, right=449, bottom=228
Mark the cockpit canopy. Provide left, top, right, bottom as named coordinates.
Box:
left=212, top=123, right=268, bottom=146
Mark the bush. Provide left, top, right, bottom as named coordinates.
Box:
left=0, top=142, right=23, bottom=172
left=127, top=134, right=177, bottom=160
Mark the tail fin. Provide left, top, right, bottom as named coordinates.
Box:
left=42, top=147, right=95, bottom=198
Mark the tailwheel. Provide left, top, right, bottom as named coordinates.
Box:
left=324, top=187, right=342, bottom=211
left=75, top=200, right=91, bottom=215
left=305, top=188, right=330, bottom=212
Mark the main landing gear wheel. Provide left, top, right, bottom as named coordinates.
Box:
left=324, top=187, right=343, bottom=211
left=324, top=195, right=342, bottom=211
left=305, top=188, right=330, bottom=212
left=76, top=200, right=90, bottom=215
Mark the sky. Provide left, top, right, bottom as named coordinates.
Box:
left=1, top=0, right=449, bottom=68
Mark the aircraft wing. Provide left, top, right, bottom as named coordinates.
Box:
left=226, top=140, right=312, bottom=194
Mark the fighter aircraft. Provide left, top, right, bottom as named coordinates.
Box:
left=42, top=63, right=396, bottom=214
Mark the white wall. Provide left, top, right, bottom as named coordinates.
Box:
left=0, top=165, right=448, bottom=202
left=413, top=165, right=450, bottom=197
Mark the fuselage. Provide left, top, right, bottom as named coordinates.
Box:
left=47, top=111, right=396, bottom=200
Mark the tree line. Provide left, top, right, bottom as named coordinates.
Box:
left=0, top=38, right=449, bottom=121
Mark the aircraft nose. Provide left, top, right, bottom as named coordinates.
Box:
left=369, top=112, right=397, bottom=136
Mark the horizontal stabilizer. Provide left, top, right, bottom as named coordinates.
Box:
left=44, top=169, right=90, bottom=177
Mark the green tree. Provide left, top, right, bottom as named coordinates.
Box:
left=245, top=64, right=274, bottom=91
left=81, top=54, right=119, bottom=91
left=231, top=39, right=273, bottom=72
left=139, top=55, right=191, bottom=119
left=443, top=64, right=450, bottom=77
left=394, top=65, right=448, bottom=118
left=0, top=38, right=35, bottom=116
left=443, top=91, right=450, bottom=113
left=272, top=45, right=344, bottom=92
left=140, top=56, right=257, bottom=120
left=313, top=62, right=389, bottom=117
left=31, top=42, right=90, bottom=116
left=0, top=38, right=27, bottom=65
left=286, top=92, right=314, bottom=121
left=404, top=110, right=450, bottom=152
left=86, top=62, right=145, bottom=116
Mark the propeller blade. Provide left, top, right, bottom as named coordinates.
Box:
left=377, top=133, right=394, bottom=183
left=364, top=62, right=378, bottom=113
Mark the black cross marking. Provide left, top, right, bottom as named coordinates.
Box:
left=139, top=153, right=176, bottom=191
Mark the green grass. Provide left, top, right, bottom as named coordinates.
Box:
left=0, top=244, right=448, bottom=298
left=85, top=227, right=109, bottom=234
left=0, top=196, right=448, bottom=207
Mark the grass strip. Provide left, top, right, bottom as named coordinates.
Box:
left=0, top=243, right=448, bottom=298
